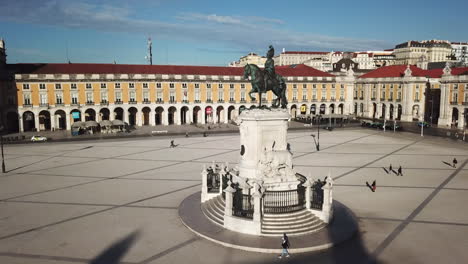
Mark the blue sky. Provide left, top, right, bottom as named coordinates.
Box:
left=1, top=0, right=467, bottom=66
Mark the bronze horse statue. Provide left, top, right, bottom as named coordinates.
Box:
left=243, top=64, right=288, bottom=108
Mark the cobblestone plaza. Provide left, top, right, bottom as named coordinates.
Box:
left=0, top=129, right=467, bottom=263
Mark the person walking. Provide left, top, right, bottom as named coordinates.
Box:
left=397, top=166, right=403, bottom=176
left=170, top=140, right=176, bottom=148
left=453, top=158, right=458, bottom=168
left=278, top=233, right=290, bottom=258
left=389, top=164, right=393, bottom=173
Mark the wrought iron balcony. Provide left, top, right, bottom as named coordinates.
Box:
left=229, top=99, right=236, bottom=103
left=128, top=100, right=137, bottom=104
left=40, top=103, right=49, bottom=107
left=450, top=101, right=458, bottom=105
left=206, top=99, right=213, bottom=103
left=194, top=100, right=201, bottom=103
left=156, top=99, right=163, bottom=103
left=240, top=99, right=246, bottom=103
left=86, top=101, right=94, bottom=105
left=217, top=99, right=224, bottom=103
left=23, top=103, right=32, bottom=107
left=115, top=100, right=123, bottom=104
left=182, top=100, right=189, bottom=103
left=169, top=100, right=176, bottom=104
left=56, top=103, right=64, bottom=106
left=143, top=100, right=151, bottom=104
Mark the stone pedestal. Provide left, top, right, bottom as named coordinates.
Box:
left=237, top=109, right=299, bottom=190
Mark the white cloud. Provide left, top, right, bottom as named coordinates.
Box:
left=0, top=0, right=391, bottom=55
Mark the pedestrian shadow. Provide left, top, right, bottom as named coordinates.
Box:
left=390, top=169, right=397, bottom=175
left=382, top=167, right=389, bottom=174
left=442, top=161, right=454, bottom=168
left=89, top=230, right=140, bottom=264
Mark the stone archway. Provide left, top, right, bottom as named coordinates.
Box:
left=180, top=106, right=189, bottom=125
left=389, top=104, right=394, bottom=120
left=193, top=106, right=201, bottom=124
left=142, top=107, right=151, bottom=126
left=372, top=103, right=377, bottom=119
left=155, top=107, right=164, bottom=125
left=228, top=105, right=236, bottom=122
left=128, top=107, right=138, bottom=126
left=381, top=104, right=386, bottom=119
left=290, top=105, right=297, bottom=118
left=168, top=106, right=177, bottom=125
left=354, top=103, right=358, bottom=114
left=114, top=107, right=124, bottom=121
left=22, top=111, right=35, bottom=132
left=99, top=108, right=110, bottom=121
left=452, top=107, right=459, bottom=127
left=216, top=106, right=224, bottom=123
left=329, top=104, right=335, bottom=114
left=39, top=110, right=51, bottom=131
left=300, top=104, right=307, bottom=115
left=311, top=104, right=316, bottom=115
left=85, top=109, right=96, bottom=121
left=54, top=110, right=66, bottom=130
left=338, top=104, right=344, bottom=115
left=205, top=106, right=213, bottom=124
left=239, top=105, right=246, bottom=115
left=319, top=104, right=326, bottom=114
left=412, top=105, right=420, bottom=121
left=397, top=105, right=402, bottom=120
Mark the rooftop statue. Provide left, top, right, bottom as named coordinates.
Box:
left=243, top=45, right=288, bottom=108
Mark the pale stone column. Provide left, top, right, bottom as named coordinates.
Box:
left=66, top=113, right=71, bottom=131
left=321, top=176, right=333, bottom=224
left=224, top=108, right=229, bottom=124
left=458, top=110, right=465, bottom=129
left=162, top=108, right=168, bottom=125
left=253, top=191, right=262, bottom=223
left=201, top=165, right=208, bottom=203
left=34, top=114, right=40, bottom=132
left=176, top=108, right=181, bottom=125
left=201, top=109, right=206, bottom=124
left=19, top=116, right=24, bottom=132
left=149, top=109, right=156, bottom=126
left=304, top=179, right=312, bottom=210
left=50, top=115, right=56, bottom=130
left=136, top=111, right=142, bottom=126
left=224, top=181, right=236, bottom=218
left=213, top=108, right=218, bottom=124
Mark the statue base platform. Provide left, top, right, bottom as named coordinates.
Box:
left=179, top=192, right=357, bottom=253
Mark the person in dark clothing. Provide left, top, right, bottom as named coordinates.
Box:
left=366, top=180, right=376, bottom=192
left=397, top=166, right=403, bottom=176
left=170, top=140, right=176, bottom=148
left=389, top=164, right=393, bottom=173
left=203, top=132, right=208, bottom=137
left=453, top=158, right=458, bottom=168
left=278, top=233, right=290, bottom=258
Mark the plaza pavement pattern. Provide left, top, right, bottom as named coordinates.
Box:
left=0, top=129, right=467, bottom=264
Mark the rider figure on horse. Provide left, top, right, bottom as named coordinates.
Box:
left=264, top=45, right=276, bottom=93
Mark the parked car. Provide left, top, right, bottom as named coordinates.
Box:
left=382, top=123, right=402, bottom=131
left=417, top=121, right=430, bottom=128
left=370, top=122, right=383, bottom=128
left=31, top=136, right=47, bottom=142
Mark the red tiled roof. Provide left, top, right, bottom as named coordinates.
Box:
left=281, top=51, right=329, bottom=55
left=359, top=65, right=468, bottom=79
left=8, top=63, right=334, bottom=77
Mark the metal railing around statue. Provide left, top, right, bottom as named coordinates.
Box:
left=232, top=184, right=254, bottom=219
left=263, top=185, right=306, bottom=214
left=311, top=179, right=325, bottom=210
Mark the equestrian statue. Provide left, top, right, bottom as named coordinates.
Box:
left=243, top=45, right=288, bottom=108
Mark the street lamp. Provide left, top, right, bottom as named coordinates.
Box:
left=311, top=115, right=321, bottom=151
left=0, top=126, right=5, bottom=173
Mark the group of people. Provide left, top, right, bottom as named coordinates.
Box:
left=388, top=164, right=403, bottom=176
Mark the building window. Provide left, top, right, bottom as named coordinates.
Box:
left=230, top=83, right=234, bottom=89
left=157, top=91, right=163, bottom=102
left=293, top=84, right=297, bottom=89
left=206, top=89, right=212, bottom=101
left=340, top=90, right=344, bottom=100
left=302, top=89, right=307, bottom=100
left=71, top=83, right=77, bottom=89
left=143, top=91, right=149, bottom=102
left=398, top=91, right=402, bottom=100
left=100, top=83, right=107, bottom=89
left=207, top=83, right=212, bottom=89
left=55, top=83, right=62, bottom=90
left=115, top=91, right=122, bottom=102
left=464, top=92, right=468, bottom=103
left=195, top=83, right=200, bottom=89
left=86, top=92, right=93, bottom=103
left=115, top=83, right=121, bottom=89
left=415, top=91, right=419, bottom=101
left=241, top=84, right=245, bottom=89
left=129, top=83, right=135, bottom=89
left=241, top=91, right=245, bottom=101
left=23, top=94, right=31, bottom=105
left=156, top=83, right=161, bottom=89
left=169, top=83, right=174, bottom=89
left=71, top=93, right=78, bottom=104
left=452, top=92, right=458, bottom=102
left=313, top=84, right=317, bottom=89
left=382, top=91, right=386, bottom=100
left=218, top=89, right=224, bottom=101
left=313, top=90, right=317, bottom=100
left=143, top=83, right=148, bottom=89
left=230, top=91, right=235, bottom=101
left=195, top=90, right=200, bottom=101
left=183, top=90, right=188, bottom=101
left=170, top=90, right=175, bottom=102
left=86, top=83, right=92, bottom=89
left=341, top=84, right=344, bottom=89
left=23, top=84, right=30, bottom=90
left=321, top=90, right=326, bottom=100
left=40, top=83, right=46, bottom=90
left=303, top=84, right=307, bottom=89
left=101, top=92, right=108, bottom=103
left=322, top=84, right=326, bottom=89
left=40, top=94, right=48, bottom=105
left=453, top=84, right=458, bottom=90
left=129, top=91, right=136, bottom=102
left=219, top=83, right=223, bottom=89
left=332, top=84, right=335, bottom=89
left=56, top=93, right=63, bottom=104
left=182, top=83, right=187, bottom=89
